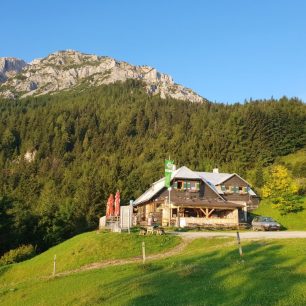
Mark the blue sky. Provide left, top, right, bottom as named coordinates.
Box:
left=1, top=0, right=306, bottom=103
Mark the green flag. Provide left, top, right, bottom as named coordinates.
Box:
left=165, top=159, right=174, bottom=188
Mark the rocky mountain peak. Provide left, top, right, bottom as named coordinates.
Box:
left=0, top=57, right=27, bottom=82
left=0, top=50, right=205, bottom=103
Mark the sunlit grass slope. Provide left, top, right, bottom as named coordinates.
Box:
left=253, top=197, right=306, bottom=230
left=277, top=148, right=306, bottom=166
left=1, top=238, right=306, bottom=305
left=0, top=231, right=180, bottom=288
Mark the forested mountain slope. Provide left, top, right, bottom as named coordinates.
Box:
left=0, top=80, right=305, bottom=254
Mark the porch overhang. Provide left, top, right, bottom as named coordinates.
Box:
left=172, top=201, right=244, bottom=210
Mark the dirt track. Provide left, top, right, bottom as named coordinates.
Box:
left=51, top=231, right=306, bottom=279
left=53, top=237, right=190, bottom=278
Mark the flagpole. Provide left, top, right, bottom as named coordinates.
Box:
left=165, top=158, right=173, bottom=227
left=168, top=155, right=170, bottom=227
left=168, top=186, right=171, bottom=227
left=169, top=155, right=171, bottom=227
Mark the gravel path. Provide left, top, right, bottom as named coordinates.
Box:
left=171, top=231, right=306, bottom=239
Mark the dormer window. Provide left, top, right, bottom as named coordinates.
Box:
left=174, top=180, right=200, bottom=191
left=190, top=181, right=200, bottom=191
left=176, top=181, right=183, bottom=189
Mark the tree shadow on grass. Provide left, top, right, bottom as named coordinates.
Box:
left=2, top=240, right=306, bottom=306
left=122, top=240, right=306, bottom=306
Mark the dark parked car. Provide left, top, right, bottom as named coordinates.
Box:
left=252, top=216, right=281, bottom=231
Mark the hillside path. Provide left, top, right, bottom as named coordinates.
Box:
left=171, top=231, right=306, bottom=239
left=51, top=231, right=306, bottom=279
left=53, top=236, right=191, bottom=278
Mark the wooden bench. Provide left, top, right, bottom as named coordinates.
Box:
left=139, top=226, right=165, bottom=235
left=154, top=228, right=165, bottom=235
left=146, top=226, right=154, bottom=235
left=139, top=228, right=147, bottom=235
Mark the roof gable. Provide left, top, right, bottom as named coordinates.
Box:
left=173, top=166, right=201, bottom=180
left=222, top=173, right=251, bottom=186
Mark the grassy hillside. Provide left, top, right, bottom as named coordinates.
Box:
left=1, top=237, right=306, bottom=305
left=252, top=197, right=306, bottom=230
left=251, top=148, right=306, bottom=230
left=277, top=148, right=306, bottom=166
left=0, top=231, right=180, bottom=288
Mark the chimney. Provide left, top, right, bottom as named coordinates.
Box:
left=213, top=168, right=219, bottom=173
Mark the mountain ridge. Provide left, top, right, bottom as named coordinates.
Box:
left=0, top=50, right=206, bottom=103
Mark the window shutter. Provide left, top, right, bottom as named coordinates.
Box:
left=187, top=181, right=191, bottom=189
left=196, top=182, right=200, bottom=190
left=174, top=181, right=178, bottom=189
left=183, top=181, right=187, bottom=189
left=235, top=186, right=239, bottom=193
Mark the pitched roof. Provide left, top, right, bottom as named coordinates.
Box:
left=133, top=177, right=165, bottom=206
left=195, top=171, right=233, bottom=185
left=133, top=166, right=257, bottom=206
left=173, top=166, right=201, bottom=180
left=133, top=167, right=182, bottom=206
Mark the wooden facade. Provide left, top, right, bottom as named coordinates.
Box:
left=134, top=167, right=260, bottom=228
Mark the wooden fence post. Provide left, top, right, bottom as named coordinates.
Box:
left=236, top=232, right=243, bottom=257
left=142, top=241, right=146, bottom=264
left=53, top=254, right=56, bottom=276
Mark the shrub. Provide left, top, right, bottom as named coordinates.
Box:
left=0, top=245, right=36, bottom=266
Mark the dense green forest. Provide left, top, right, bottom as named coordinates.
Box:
left=0, top=80, right=306, bottom=254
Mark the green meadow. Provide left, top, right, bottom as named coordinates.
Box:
left=0, top=231, right=180, bottom=288
left=1, top=233, right=306, bottom=305
left=252, top=196, right=306, bottom=230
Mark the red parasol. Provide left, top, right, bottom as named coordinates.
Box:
left=108, top=193, right=114, bottom=217
left=114, top=190, right=120, bottom=217
left=106, top=198, right=109, bottom=218
left=106, top=194, right=114, bottom=218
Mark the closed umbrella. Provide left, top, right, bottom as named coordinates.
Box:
left=106, top=196, right=111, bottom=218
left=106, top=194, right=114, bottom=218
left=114, top=190, right=120, bottom=217
left=109, top=193, right=114, bottom=217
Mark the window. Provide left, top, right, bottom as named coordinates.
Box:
left=174, top=180, right=200, bottom=191
left=172, top=208, right=177, bottom=217
left=190, top=181, right=200, bottom=191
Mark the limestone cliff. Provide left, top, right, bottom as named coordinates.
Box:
left=0, top=50, right=205, bottom=103
left=0, top=57, right=27, bottom=82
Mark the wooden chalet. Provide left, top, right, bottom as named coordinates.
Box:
left=133, top=166, right=259, bottom=228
